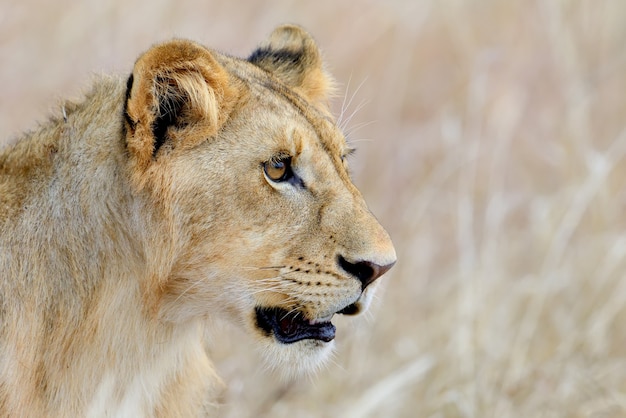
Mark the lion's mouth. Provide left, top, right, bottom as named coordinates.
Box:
left=255, top=307, right=337, bottom=344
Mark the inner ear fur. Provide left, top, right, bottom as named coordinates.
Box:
left=125, top=39, right=236, bottom=170
left=249, top=24, right=335, bottom=105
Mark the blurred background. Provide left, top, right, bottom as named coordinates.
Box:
left=2, top=0, right=626, bottom=416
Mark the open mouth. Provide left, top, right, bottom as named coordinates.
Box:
left=255, top=307, right=338, bottom=344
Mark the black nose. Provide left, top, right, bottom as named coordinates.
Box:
left=337, top=255, right=395, bottom=290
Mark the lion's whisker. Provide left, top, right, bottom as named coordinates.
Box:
left=338, top=75, right=368, bottom=130
left=171, top=278, right=205, bottom=305
left=345, top=119, right=376, bottom=139
left=340, top=97, right=370, bottom=133
left=241, top=265, right=286, bottom=271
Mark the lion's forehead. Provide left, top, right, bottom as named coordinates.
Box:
left=222, top=55, right=347, bottom=158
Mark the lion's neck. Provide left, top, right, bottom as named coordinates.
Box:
left=82, top=316, right=215, bottom=416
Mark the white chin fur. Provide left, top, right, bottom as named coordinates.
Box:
left=258, top=337, right=335, bottom=380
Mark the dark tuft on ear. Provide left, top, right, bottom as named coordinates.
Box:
left=249, top=49, right=304, bottom=75
left=249, top=25, right=334, bottom=105
left=150, top=76, right=187, bottom=157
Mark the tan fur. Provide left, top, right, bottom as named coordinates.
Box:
left=0, top=25, right=396, bottom=417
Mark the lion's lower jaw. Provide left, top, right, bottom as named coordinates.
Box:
left=258, top=338, right=335, bottom=380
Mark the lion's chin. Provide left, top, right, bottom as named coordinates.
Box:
left=249, top=287, right=379, bottom=378
left=257, top=336, right=335, bottom=379
left=250, top=307, right=335, bottom=378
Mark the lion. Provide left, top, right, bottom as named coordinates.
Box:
left=0, top=25, right=396, bottom=416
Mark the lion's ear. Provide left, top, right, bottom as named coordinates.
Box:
left=125, top=40, right=236, bottom=170
left=249, top=25, right=334, bottom=105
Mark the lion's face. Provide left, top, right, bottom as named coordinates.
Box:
left=124, top=26, right=396, bottom=374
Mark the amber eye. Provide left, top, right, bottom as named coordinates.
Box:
left=263, top=156, right=292, bottom=182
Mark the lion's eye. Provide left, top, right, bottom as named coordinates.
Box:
left=263, top=156, right=293, bottom=182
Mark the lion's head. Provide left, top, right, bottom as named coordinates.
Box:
left=123, top=25, right=396, bottom=375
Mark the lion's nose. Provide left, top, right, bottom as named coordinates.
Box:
left=337, top=255, right=396, bottom=290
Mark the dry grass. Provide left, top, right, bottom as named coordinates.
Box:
left=2, top=0, right=626, bottom=416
